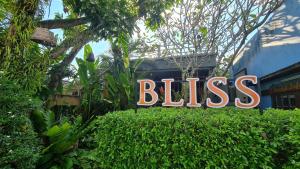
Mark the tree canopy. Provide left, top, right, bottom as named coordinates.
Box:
left=148, top=0, right=283, bottom=77
left=0, top=0, right=178, bottom=92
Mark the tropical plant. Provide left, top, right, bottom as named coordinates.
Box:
left=30, top=107, right=92, bottom=169
left=103, top=37, right=143, bottom=110
left=76, top=44, right=113, bottom=120
left=26, top=43, right=104, bottom=168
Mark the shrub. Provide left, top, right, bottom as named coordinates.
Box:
left=89, top=107, right=300, bottom=168
left=0, top=78, right=41, bottom=169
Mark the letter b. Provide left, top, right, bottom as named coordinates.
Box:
left=137, top=79, right=158, bottom=106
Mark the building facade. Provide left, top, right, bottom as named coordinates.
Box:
left=232, top=0, right=300, bottom=109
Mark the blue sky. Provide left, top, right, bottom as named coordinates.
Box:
left=44, top=0, right=110, bottom=63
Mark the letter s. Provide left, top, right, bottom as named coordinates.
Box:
left=206, top=77, right=229, bottom=108
left=235, top=75, right=260, bottom=109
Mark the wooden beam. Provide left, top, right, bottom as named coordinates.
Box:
left=48, top=94, right=80, bottom=107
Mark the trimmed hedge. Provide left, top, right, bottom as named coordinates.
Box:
left=89, top=107, right=300, bottom=168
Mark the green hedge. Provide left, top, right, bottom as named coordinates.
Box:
left=88, top=107, right=300, bottom=169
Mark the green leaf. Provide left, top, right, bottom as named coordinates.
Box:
left=76, top=58, right=89, bottom=87
left=106, top=74, right=118, bottom=93
left=119, top=72, right=129, bottom=87
left=46, top=122, right=72, bottom=143
left=250, top=14, right=257, bottom=19
left=84, top=44, right=93, bottom=61
left=62, top=157, right=73, bottom=169
left=117, top=33, right=130, bottom=68
left=199, top=27, right=208, bottom=37
left=30, top=109, right=47, bottom=133
left=133, top=58, right=144, bottom=72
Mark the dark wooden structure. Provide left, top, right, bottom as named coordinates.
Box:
left=260, top=62, right=300, bottom=109
left=135, top=53, right=216, bottom=80
left=133, top=53, right=217, bottom=103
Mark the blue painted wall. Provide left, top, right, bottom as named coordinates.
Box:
left=232, top=0, right=300, bottom=108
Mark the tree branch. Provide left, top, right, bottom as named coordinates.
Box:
left=38, top=17, right=90, bottom=29
left=50, top=28, right=93, bottom=58
left=221, top=0, right=284, bottom=76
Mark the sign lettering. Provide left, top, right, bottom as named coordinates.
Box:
left=137, top=75, right=260, bottom=109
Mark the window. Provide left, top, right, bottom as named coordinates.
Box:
left=289, top=95, right=296, bottom=108
left=272, top=94, right=297, bottom=109
left=282, top=95, right=289, bottom=108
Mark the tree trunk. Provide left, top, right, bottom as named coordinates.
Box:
left=48, top=42, right=86, bottom=92
left=181, top=71, right=189, bottom=103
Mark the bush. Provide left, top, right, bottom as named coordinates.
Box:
left=89, top=107, right=300, bottom=168
left=0, top=78, right=41, bottom=169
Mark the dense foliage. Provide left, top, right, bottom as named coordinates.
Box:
left=31, top=110, right=91, bottom=169
left=0, top=78, right=41, bottom=169
left=89, top=107, right=300, bottom=168
left=102, top=39, right=142, bottom=111
left=65, top=0, right=177, bottom=37
left=0, top=0, right=50, bottom=93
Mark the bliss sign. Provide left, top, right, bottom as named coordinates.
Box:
left=137, top=75, right=260, bottom=109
